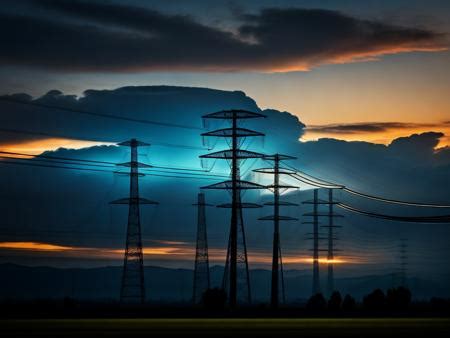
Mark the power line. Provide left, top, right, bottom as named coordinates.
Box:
left=0, top=150, right=226, bottom=177
left=342, top=187, right=450, bottom=208
left=337, top=203, right=450, bottom=223
left=287, top=166, right=450, bottom=208
left=0, top=158, right=224, bottom=181
left=0, top=126, right=206, bottom=151
left=0, top=96, right=202, bottom=130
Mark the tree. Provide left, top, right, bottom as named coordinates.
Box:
left=202, top=288, right=227, bottom=310
left=386, top=287, right=411, bottom=310
left=363, top=289, right=386, bottom=311
left=328, top=291, right=342, bottom=311
left=306, top=293, right=327, bottom=311
left=342, top=294, right=356, bottom=311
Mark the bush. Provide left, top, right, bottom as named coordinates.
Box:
left=306, top=293, right=327, bottom=311
left=363, top=289, right=386, bottom=311
left=342, top=294, right=356, bottom=311
left=386, top=287, right=411, bottom=310
left=328, top=291, right=342, bottom=311
left=202, top=288, right=227, bottom=310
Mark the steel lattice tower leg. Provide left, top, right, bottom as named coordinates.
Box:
left=222, top=192, right=252, bottom=304
left=193, top=193, right=211, bottom=304
left=236, top=192, right=252, bottom=304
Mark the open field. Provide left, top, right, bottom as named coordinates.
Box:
left=2, top=318, right=450, bottom=337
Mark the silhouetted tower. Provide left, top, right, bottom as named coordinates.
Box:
left=305, top=189, right=320, bottom=294
left=254, top=154, right=298, bottom=308
left=303, top=188, right=342, bottom=296
left=399, top=238, right=408, bottom=287
left=110, top=139, right=158, bottom=304
left=321, top=189, right=342, bottom=297
left=200, top=109, right=266, bottom=308
left=192, top=192, right=212, bottom=304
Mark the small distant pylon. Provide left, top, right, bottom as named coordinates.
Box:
left=321, top=189, right=342, bottom=297
left=192, top=192, right=212, bottom=304
left=254, top=154, right=298, bottom=308
left=399, top=238, right=408, bottom=287
left=303, top=188, right=343, bottom=296
left=110, top=139, right=158, bottom=304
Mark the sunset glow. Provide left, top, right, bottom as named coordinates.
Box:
left=0, top=138, right=114, bottom=156
left=0, top=241, right=361, bottom=265
left=302, top=123, right=450, bottom=148
left=0, top=241, right=74, bottom=252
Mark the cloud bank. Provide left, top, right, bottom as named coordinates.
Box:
left=0, top=86, right=449, bottom=279
left=0, top=0, right=446, bottom=72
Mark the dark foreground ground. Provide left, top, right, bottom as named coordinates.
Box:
left=2, top=318, right=450, bottom=337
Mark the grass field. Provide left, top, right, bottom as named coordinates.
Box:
left=2, top=318, right=450, bottom=337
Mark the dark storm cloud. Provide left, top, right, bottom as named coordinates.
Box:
left=306, top=122, right=450, bottom=134
left=0, top=0, right=446, bottom=72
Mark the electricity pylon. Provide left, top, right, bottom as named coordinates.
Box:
left=321, top=189, right=342, bottom=297
left=200, top=109, right=266, bottom=308
left=303, top=188, right=342, bottom=296
left=192, top=192, right=212, bottom=304
left=110, top=139, right=158, bottom=304
left=254, top=154, right=298, bottom=308
left=399, top=238, right=408, bottom=287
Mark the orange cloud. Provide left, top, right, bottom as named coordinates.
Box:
left=303, top=122, right=450, bottom=148
left=0, top=138, right=114, bottom=156
left=0, top=241, right=366, bottom=266
left=0, top=241, right=74, bottom=252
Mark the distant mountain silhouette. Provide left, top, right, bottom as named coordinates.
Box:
left=0, top=264, right=448, bottom=303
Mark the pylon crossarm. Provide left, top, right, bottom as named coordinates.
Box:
left=110, top=197, right=159, bottom=205
left=202, top=127, right=264, bottom=138
left=254, top=167, right=296, bottom=174
left=259, top=215, right=298, bottom=221
left=217, top=202, right=262, bottom=208
left=265, top=184, right=299, bottom=189
left=192, top=202, right=214, bottom=206
left=201, top=179, right=266, bottom=190
left=200, top=149, right=265, bottom=159
left=302, top=199, right=340, bottom=204
left=263, top=154, right=297, bottom=161
left=117, top=140, right=150, bottom=147
left=113, top=171, right=146, bottom=177
left=264, top=201, right=299, bottom=206
left=116, top=161, right=152, bottom=168
left=202, top=109, right=266, bottom=119
left=303, top=212, right=344, bottom=217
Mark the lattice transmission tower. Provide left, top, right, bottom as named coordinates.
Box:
left=303, top=188, right=342, bottom=296
left=110, top=139, right=158, bottom=304
left=200, top=109, right=266, bottom=308
left=192, top=192, right=212, bottom=304
left=254, top=154, right=298, bottom=308
left=399, top=238, right=408, bottom=287
left=322, top=189, right=342, bottom=297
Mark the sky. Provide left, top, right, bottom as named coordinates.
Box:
left=0, top=0, right=450, bottom=146
left=0, top=0, right=450, bottom=293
